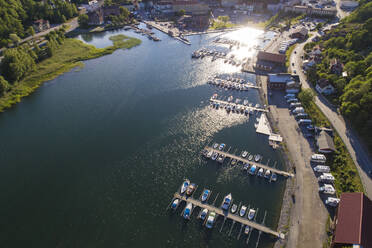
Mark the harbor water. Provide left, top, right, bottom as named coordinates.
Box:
left=0, top=25, right=285, bottom=247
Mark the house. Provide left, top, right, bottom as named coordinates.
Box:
left=87, top=9, right=104, bottom=25
left=172, top=1, right=210, bottom=15
left=329, top=58, right=343, bottom=75
left=103, top=5, right=121, bottom=18
left=332, top=193, right=372, bottom=248
left=340, top=0, right=359, bottom=10
left=302, top=59, right=316, bottom=70
left=153, top=1, right=173, bottom=15
left=290, top=27, right=308, bottom=39
left=221, top=0, right=239, bottom=8
left=284, top=5, right=337, bottom=17
left=317, top=130, right=335, bottom=153
left=316, top=79, right=334, bottom=95
left=268, top=73, right=300, bottom=90
left=33, top=19, right=50, bottom=32
left=256, top=51, right=286, bottom=66
left=267, top=3, right=283, bottom=13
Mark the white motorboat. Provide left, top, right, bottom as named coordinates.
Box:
left=241, top=151, right=248, bottom=158
left=201, top=189, right=211, bottom=202
left=186, top=183, right=196, bottom=196
left=206, top=150, right=213, bottom=158
left=270, top=173, right=277, bottom=182
left=183, top=202, right=193, bottom=220
left=257, top=168, right=264, bottom=177
left=200, top=208, right=208, bottom=220
left=248, top=155, right=253, bottom=161
left=264, top=170, right=271, bottom=179
left=211, top=152, right=219, bottom=160
left=218, top=143, right=225, bottom=150
left=231, top=204, right=238, bottom=214
left=254, top=154, right=261, bottom=162
left=213, top=143, right=219, bottom=149
left=247, top=209, right=256, bottom=220
left=171, top=199, right=180, bottom=209
left=206, top=212, right=216, bottom=229
left=240, top=205, right=247, bottom=217
left=180, top=180, right=190, bottom=194
left=244, top=226, right=250, bottom=234
left=221, top=193, right=232, bottom=211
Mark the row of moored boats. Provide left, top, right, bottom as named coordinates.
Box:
left=207, top=77, right=255, bottom=91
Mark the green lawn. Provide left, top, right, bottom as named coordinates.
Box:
left=0, top=35, right=141, bottom=112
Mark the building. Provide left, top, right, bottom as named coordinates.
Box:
left=268, top=73, right=300, bottom=90
left=302, top=59, right=316, bottom=70
left=221, top=0, right=239, bottom=8
left=316, top=79, right=335, bottom=95
left=267, top=3, right=283, bottom=13
left=332, top=193, right=372, bottom=248
left=284, top=5, right=337, bottom=17
left=33, top=19, right=50, bottom=32
left=172, top=1, right=210, bottom=15
left=257, top=51, right=286, bottom=66
left=87, top=9, right=104, bottom=25
left=290, top=27, right=308, bottom=39
left=340, top=0, right=359, bottom=10
left=102, top=5, right=121, bottom=18
left=317, top=130, right=335, bottom=153
left=329, top=58, right=343, bottom=75
left=153, top=1, right=173, bottom=15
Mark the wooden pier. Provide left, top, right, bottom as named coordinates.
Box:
left=204, top=146, right=294, bottom=178
left=173, top=192, right=285, bottom=239
left=210, top=98, right=269, bottom=113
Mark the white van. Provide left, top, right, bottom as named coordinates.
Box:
left=290, top=102, right=302, bottom=109
left=292, top=107, right=305, bottom=114
left=314, top=165, right=330, bottom=173
left=287, top=98, right=298, bottom=103
left=298, top=119, right=312, bottom=125
left=311, top=153, right=326, bottom=163
left=284, top=93, right=296, bottom=99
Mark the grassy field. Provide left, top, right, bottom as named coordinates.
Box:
left=209, top=20, right=237, bottom=30
left=0, top=35, right=141, bottom=112
left=298, top=94, right=364, bottom=195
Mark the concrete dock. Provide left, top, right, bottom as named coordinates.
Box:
left=143, top=21, right=191, bottom=45
left=204, top=146, right=294, bottom=177
left=173, top=192, right=285, bottom=239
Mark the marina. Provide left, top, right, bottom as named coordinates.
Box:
left=168, top=183, right=285, bottom=242
left=207, top=76, right=260, bottom=91
left=209, top=97, right=268, bottom=114
left=143, top=21, right=191, bottom=45
left=203, top=146, right=294, bottom=178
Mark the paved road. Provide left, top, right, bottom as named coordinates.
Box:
left=290, top=31, right=372, bottom=198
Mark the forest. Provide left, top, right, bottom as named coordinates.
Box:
left=304, top=1, right=372, bottom=151
left=0, top=0, right=78, bottom=47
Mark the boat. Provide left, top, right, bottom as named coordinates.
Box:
left=183, top=202, right=193, bottom=220
left=200, top=208, right=208, bottom=220
left=230, top=159, right=237, bottom=166
left=325, top=197, right=340, bottom=207
left=221, top=193, right=232, bottom=211
left=206, top=150, right=213, bottom=158
left=244, top=226, right=250, bottom=234
left=243, top=163, right=249, bottom=171
left=319, top=184, right=335, bottom=195
left=257, top=168, right=264, bottom=177
left=217, top=154, right=225, bottom=163
left=240, top=205, right=247, bottom=217
left=180, top=180, right=190, bottom=194
left=264, top=170, right=271, bottom=179
left=231, top=204, right=238, bottom=214
left=211, top=152, right=219, bottom=160
left=218, top=143, right=225, bottom=151
left=243, top=100, right=249, bottom=105
left=227, top=96, right=234, bottom=102
left=247, top=209, right=256, bottom=220
left=186, top=183, right=196, bottom=196
left=254, top=154, right=261, bottom=162
left=249, top=165, right=257, bottom=175
left=248, top=155, right=253, bottom=161
left=213, top=143, right=219, bottom=149
left=201, top=189, right=211, bottom=202
left=205, top=212, right=216, bottom=229
left=171, top=199, right=180, bottom=209
left=270, top=173, right=277, bottom=182
left=241, top=151, right=248, bottom=158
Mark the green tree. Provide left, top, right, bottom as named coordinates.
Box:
left=9, top=33, right=21, bottom=46
left=218, top=16, right=230, bottom=23
left=119, top=6, right=130, bottom=19
left=176, top=9, right=185, bottom=17
left=0, top=76, right=10, bottom=96
left=26, top=26, right=35, bottom=38
left=78, top=14, right=89, bottom=28
left=298, top=89, right=315, bottom=107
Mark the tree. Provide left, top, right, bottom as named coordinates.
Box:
left=9, top=33, right=21, bottom=46
left=176, top=9, right=185, bottom=17
left=298, top=89, right=315, bottom=107
left=218, top=16, right=230, bottom=23
left=78, top=14, right=89, bottom=29
left=0, top=76, right=10, bottom=96
left=26, top=26, right=35, bottom=38
left=119, top=6, right=130, bottom=19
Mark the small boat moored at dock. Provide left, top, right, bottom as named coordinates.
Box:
left=221, top=193, right=232, bottom=211
left=257, top=168, right=264, bottom=177
left=200, top=208, right=208, bottom=220
left=241, top=151, right=248, bottom=158
left=186, top=183, right=196, bottom=196
left=248, top=154, right=253, bottom=161
left=231, top=204, right=237, bottom=214
left=247, top=209, right=256, bottom=220
left=205, top=212, right=216, bottom=229
left=201, top=189, right=211, bottom=202
left=218, top=143, right=225, bottom=150
left=183, top=202, right=193, bottom=220
left=180, top=180, right=190, bottom=194
left=249, top=165, right=257, bottom=175
left=171, top=199, right=180, bottom=209
left=244, top=226, right=250, bottom=234
left=270, top=173, right=277, bottom=182
left=240, top=205, right=247, bottom=217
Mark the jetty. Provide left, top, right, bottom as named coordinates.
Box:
left=170, top=191, right=285, bottom=240
left=204, top=146, right=294, bottom=177
left=143, top=21, right=191, bottom=45
left=210, top=98, right=269, bottom=113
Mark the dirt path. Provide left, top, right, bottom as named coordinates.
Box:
left=258, top=76, right=328, bottom=248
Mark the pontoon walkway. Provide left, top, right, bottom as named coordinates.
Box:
left=210, top=98, right=269, bottom=113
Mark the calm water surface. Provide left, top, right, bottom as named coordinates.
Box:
left=0, top=25, right=284, bottom=248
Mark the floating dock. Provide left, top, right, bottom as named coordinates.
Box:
left=171, top=191, right=285, bottom=240
left=204, top=146, right=294, bottom=177
left=143, top=21, right=191, bottom=45
left=210, top=98, right=269, bottom=113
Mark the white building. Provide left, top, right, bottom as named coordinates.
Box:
left=316, top=79, right=335, bottom=95
left=340, top=0, right=359, bottom=9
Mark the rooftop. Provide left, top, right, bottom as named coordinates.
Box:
left=257, top=51, right=286, bottom=64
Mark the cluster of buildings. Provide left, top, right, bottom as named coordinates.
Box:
left=267, top=72, right=301, bottom=93
left=33, top=19, right=50, bottom=33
